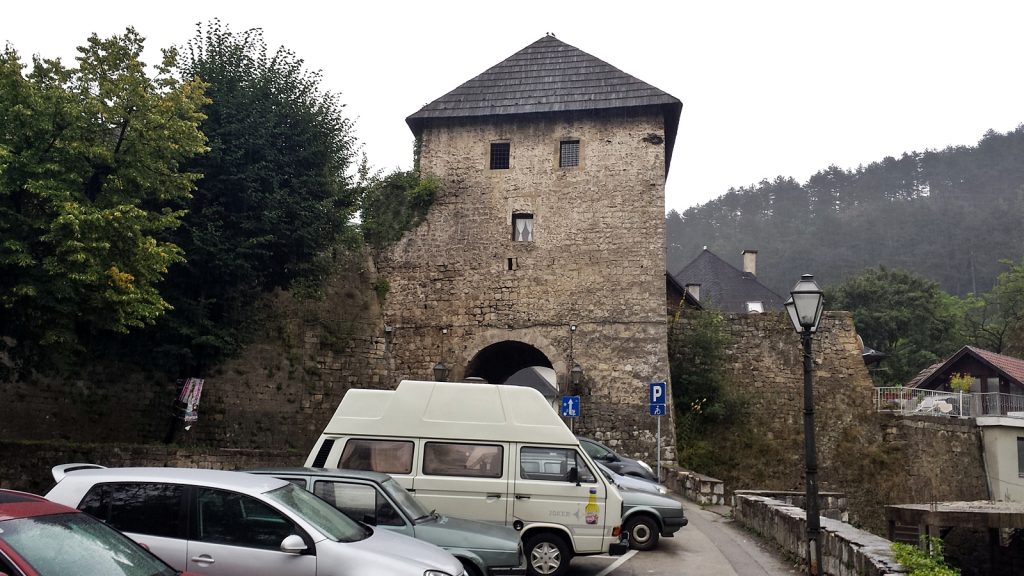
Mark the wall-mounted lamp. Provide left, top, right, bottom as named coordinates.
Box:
left=384, top=324, right=393, bottom=334
left=570, top=324, right=577, bottom=332
left=433, top=361, right=450, bottom=382
left=570, top=363, right=583, bottom=387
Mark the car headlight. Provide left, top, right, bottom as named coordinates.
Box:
left=424, top=571, right=455, bottom=576
left=638, top=460, right=653, bottom=474
left=657, top=485, right=669, bottom=495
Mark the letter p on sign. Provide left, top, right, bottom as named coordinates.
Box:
left=649, top=382, right=666, bottom=405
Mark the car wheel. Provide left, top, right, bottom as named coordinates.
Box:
left=625, top=514, right=660, bottom=551
left=524, top=532, right=571, bottom=576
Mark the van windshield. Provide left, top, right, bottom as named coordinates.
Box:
left=265, top=483, right=369, bottom=542
left=380, top=478, right=431, bottom=521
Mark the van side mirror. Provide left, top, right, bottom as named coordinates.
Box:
left=280, top=534, right=307, bottom=554
left=567, top=466, right=580, bottom=486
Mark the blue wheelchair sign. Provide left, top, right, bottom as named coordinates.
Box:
left=561, top=395, right=581, bottom=418
left=649, top=403, right=667, bottom=416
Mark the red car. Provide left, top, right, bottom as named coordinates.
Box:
left=0, top=489, right=198, bottom=576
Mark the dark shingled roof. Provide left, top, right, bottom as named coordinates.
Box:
left=907, top=346, right=1024, bottom=389
left=671, top=248, right=785, bottom=314
left=407, top=35, right=682, bottom=172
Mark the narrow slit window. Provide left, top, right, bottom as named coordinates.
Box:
left=490, top=143, right=510, bottom=169
left=560, top=140, right=580, bottom=168
left=512, top=214, right=533, bottom=242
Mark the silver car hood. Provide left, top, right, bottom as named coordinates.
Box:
left=319, top=526, right=464, bottom=575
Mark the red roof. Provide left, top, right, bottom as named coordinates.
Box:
left=906, top=346, right=1024, bottom=389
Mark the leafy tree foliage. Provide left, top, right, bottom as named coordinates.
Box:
left=964, top=258, right=1024, bottom=356
left=147, top=21, right=359, bottom=372
left=826, top=267, right=965, bottom=385
left=0, top=30, right=207, bottom=370
left=360, top=169, right=438, bottom=251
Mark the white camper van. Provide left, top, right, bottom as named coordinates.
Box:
left=305, top=380, right=627, bottom=576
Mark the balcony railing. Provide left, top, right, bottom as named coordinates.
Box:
left=874, top=387, right=1024, bottom=419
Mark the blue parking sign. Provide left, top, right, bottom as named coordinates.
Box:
left=561, top=395, right=581, bottom=418
left=649, top=382, right=667, bottom=405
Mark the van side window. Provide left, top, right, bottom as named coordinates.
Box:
left=423, top=443, right=503, bottom=478
left=520, top=447, right=597, bottom=483
left=79, top=482, right=184, bottom=538
left=338, top=439, right=414, bottom=474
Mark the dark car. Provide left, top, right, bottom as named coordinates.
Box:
left=0, top=489, right=197, bottom=576
left=576, top=437, right=658, bottom=482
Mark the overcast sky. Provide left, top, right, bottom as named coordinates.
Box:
left=5, top=1, right=1023, bottom=213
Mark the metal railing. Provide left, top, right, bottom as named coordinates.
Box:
left=874, top=387, right=1024, bottom=419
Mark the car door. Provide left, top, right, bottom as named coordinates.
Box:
left=187, top=487, right=316, bottom=576
left=411, top=441, right=509, bottom=524
left=78, top=482, right=189, bottom=570
left=309, top=478, right=415, bottom=539
left=512, top=445, right=607, bottom=554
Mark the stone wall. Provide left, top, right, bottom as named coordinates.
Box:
left=0, top=440, right=301, bottom=495
left=378, top=110, right=676, bottom=461
left=677, top=309, right=989, bottom=534
left=733, top=493, right=906, bottom=576
left=0, top=251, right=390, bottom=454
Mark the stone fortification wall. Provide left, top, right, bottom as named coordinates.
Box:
left=678, top=309, right=989, bottom=534
left=378, top=110, right=676, bottom=461
left=0, top=252, right=390, bottom=453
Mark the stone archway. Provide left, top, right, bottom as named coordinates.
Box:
left=465, top=340, right=551, bottom=383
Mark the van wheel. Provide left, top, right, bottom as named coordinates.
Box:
left=625, top=514, right=660, bottom=551
left=524, top=532, right=571, bottom=576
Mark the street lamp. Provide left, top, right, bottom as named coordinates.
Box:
left=786, top=274, right=825, bottom=576
left=570, top=363, right=583, bottom=389
left=432, top=361, right=450, bottom=382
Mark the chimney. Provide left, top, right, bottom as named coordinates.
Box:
left=685, top=283, right=700, bottom=301
left=741, top=250, right=757, bottom=277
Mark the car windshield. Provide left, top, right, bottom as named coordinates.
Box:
left=380, top=478, right=431, bottom=522
left=265, top=482, right=369, bottom=542
left=0, top=512, right=176, bottom=576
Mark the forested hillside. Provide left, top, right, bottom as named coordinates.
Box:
left=667, top=126, right=1024, bottom=296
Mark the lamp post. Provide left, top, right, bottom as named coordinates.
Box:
left=785, top=274, right=825, bottom=576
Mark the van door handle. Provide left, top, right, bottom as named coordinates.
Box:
left=515, top=494, right=530, bottom=500
left=190, top=555, right=215, bottom=565
left=486, top=493, right=502, bottom=499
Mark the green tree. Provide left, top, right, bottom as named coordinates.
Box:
left=965, top=258, right=1024, bottom=355
left=826, top=267, right=965, bottom=385
left=149, top=21, right=359, bottom=372
left=0, top=30, right=208, bottom=371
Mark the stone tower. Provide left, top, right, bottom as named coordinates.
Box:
left=377, top=35, right=682, bottom=462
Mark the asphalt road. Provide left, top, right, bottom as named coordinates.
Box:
left=567, top=499, right=800, bottom=575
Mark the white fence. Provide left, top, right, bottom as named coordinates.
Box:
left=874, top=387, right=1024, bottom=419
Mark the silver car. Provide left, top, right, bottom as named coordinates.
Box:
left=45, top=465, right=466, bottom=576
left=248, top=468, right=524, bottom=576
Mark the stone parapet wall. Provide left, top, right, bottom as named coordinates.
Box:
left=663, top=467, right=727, bottom=505
left=735, top=490, right=850, bottom=522
left=733, top=493, right=906, bottom=576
